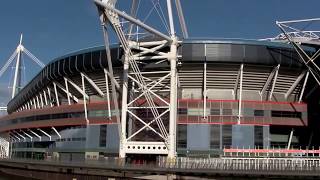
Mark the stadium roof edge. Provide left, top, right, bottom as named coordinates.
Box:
left=182, top=38, right=315, bottom=51
left=48, top=44, right=119, bottom=65
left=47, top=38, right=315, bottom=66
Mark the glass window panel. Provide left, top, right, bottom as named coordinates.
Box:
left=254, top=110, right=264, bottom=117
left=222, top=109, right=232, bottom=115
left=210, top=109, right=220, bottom=115
left=210, top=125, right=220, bottom=149
left=177, top=125, right=187, bottom=148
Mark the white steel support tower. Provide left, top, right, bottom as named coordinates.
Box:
left=95, top=0, right=188, bottom=158
left=0, top=34, right=45, bottom=99
left=11, top=34, right=23, bottom=99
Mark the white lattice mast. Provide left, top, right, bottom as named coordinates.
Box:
left=0, top=34, right=45, bottom=110
left=11, top=34, right=23, bottom=99
left=0, top=34, right=45, bottom=100
left=95, top=0, right=188, bottom=158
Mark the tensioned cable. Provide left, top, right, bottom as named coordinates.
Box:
left=142, top=2, right=156, bottom=23
left=152, top=0, right=170, bottom=34
left=24, top=48, right=45, bottom=68
left=0, top=51, right=17, bottom=78
left=157, top=0, right=171, bottom=35
left=21, top=53, right=26, bottom=88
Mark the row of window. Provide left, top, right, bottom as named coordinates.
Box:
left=12, top=141, right=54, bottom=149
left=0, top=110, right=115, bottom=127
left=56, top=137, right=86, bottom=142
left=178, top=108, right=303, bottom=118
left=1, top=112, right=84, bottom=126
left=1, top=108, right=304, bottom=128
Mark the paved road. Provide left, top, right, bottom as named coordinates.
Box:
left=0, top=172, right=35, bottom=180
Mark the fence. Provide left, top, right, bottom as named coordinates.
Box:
left=158, top=156, right=320, bottom=172
left=0, top=137, right=9, bottom=158
left=2, top=155, right=320, bottom=177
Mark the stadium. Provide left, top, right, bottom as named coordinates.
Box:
left=0, top=0, right=319, bottom=162
left=0, top=38, right=317, bottom=160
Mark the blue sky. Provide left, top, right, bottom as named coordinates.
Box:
left=0, top=0, right=319, bottom=105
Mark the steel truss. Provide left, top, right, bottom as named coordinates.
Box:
left=273, top=18, right=320, bottom=87
left=95, top=0, right=188, bottom=158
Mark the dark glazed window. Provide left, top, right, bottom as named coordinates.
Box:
left=100, top=125, right=107, bottom=147
left=210, top=125, right=221, bottom=149
left=210, top=109, right=220, bottom=115
left=254, top=126, right=263, bottom=148
left=222, top=125, right=232, bottom=148
left=271, top=111, right=301, bottom=118
left=178, top=108, right=187, bottom=114
left=222, top=109, right=232, bottom=115
left=254, top=110, right=264, bottom=117
left=177, top=125, right=187, bottom=149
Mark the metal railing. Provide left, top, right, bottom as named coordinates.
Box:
left=158, top=157, right=320, bottom=172
left=3, top=155, right=320, bottom=175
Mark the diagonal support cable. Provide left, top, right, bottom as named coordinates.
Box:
left=0, top=50, right=18, bottom=78
left=23, top=48, right=45, bottom=68
left=277, top=20, right=320, bottom=86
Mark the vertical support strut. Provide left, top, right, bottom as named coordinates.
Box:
left=104, top=69, right=112, bottom=119
left=238, top=64, right=244, bottom=124
left=36, top=95, right=40, bottom=109
left=12, top=34, right=23, bottom=99
left=53, top=83, right=60, bottom=106
left=47, top=87, right=53, bottom=107
left=167, top=0, right=178, bottom=159
left=120, top=55, right=129, bottom=158
left=64, top=77, right=71, bottom=105
left=203, top=61, right=207, bottom=119
left=43, top=90, right=48, bottom=106
left=81, top=74, right=89, bottom=123
left=269, top=64, right=280, bottom=101
left=39, top=93, right=44, bottom=108
left=287, top=129, right=294, bottom=150
left=168, top=38, right=178, bottom=158
left=299, top=71, right=309, bottom=103
left=33, top=98, right=36, bottom=109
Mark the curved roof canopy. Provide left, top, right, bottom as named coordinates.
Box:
left=7, top=39, right=313, bottom=113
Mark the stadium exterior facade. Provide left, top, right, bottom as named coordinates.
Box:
left=0, top=39, right=317, bottom=160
